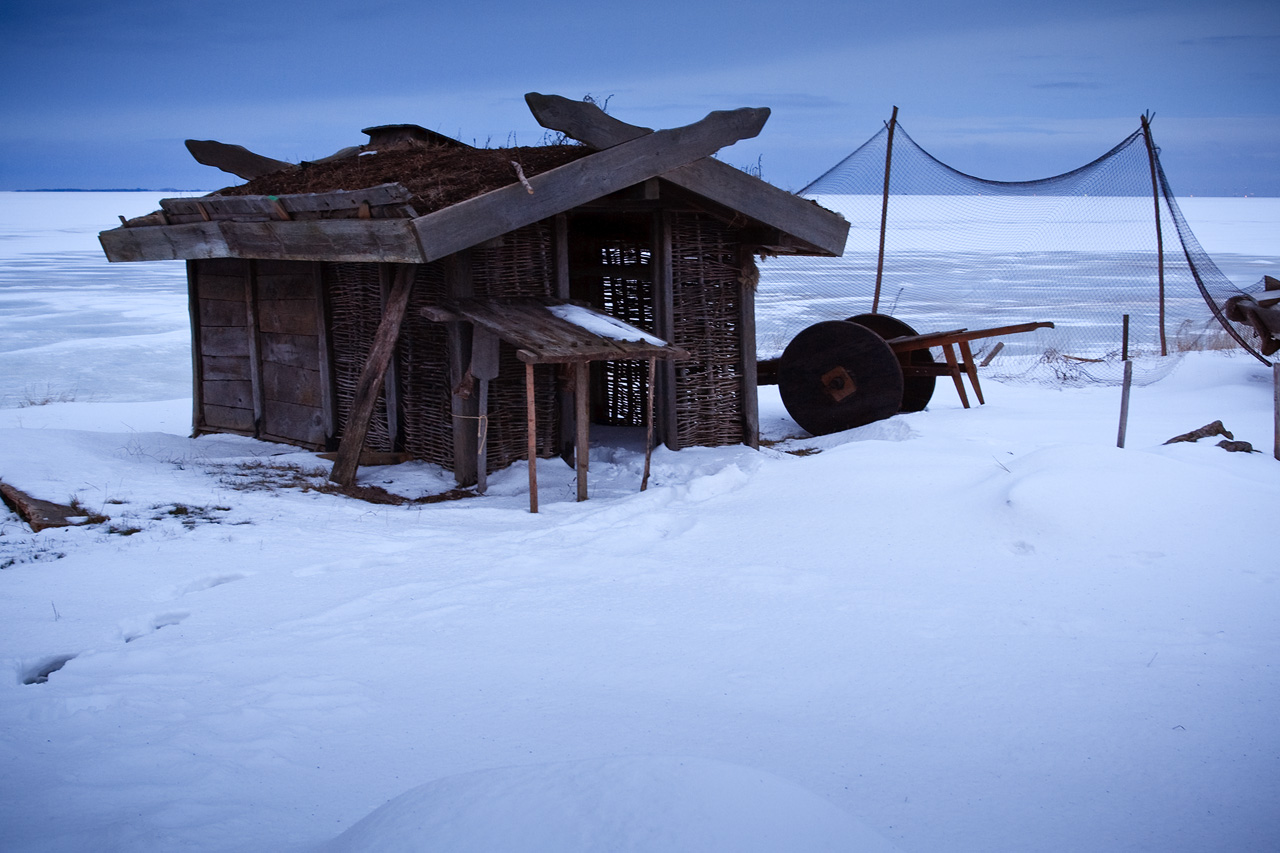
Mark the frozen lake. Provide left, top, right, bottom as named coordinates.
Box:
left=1, top=192, right=1277, bottom=405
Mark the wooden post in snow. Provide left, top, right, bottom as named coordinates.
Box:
left=471, top=328, right=500, bottom=494
left=1117, top=316, right=1133, bottom=449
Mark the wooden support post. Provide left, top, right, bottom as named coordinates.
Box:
left=575, top=361, right=590, bottom=502
left=1273, top=362, right=1279, bottom=462
left=941, top=343, right=970, bottom=408
left=1117, top=358, right=1134, bottom=448
left=328, top=263, right=417, bottom=487
left=526, top=363, right=539, bottom=513
left=446, top=251, right=477, bottom=486
left=1122, top=313, right=1131, bottom=361
left=186, top=261, right=205, bottom=437
left=642, top=357, right=656, bottom=491
left=379, top=265, right=402, bottom=450
left=872, top=105, right=898, bottom=314
left=739, top=250, right=760, bottom=449
left=314, top=262, right=338, bottom=449
left=1141, top=115, right=1167, bottom=356
left=471, top=328, right=500, bottom=494
left=957, top=340, right=984, bottom=405
left=653, top=211, right=678, bottom=449
left=244, top=259, right=265, bottom=435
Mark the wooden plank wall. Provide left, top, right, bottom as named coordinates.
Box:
left=254, top=260, right=328, bottom=448
left=192, top=258, right=330, bottom=448
left=194, top=259, right=256, bottom=434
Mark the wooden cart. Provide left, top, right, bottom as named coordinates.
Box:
left=761, top=315, right=1053, bottom=436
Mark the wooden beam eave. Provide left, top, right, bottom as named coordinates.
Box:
left=409, top=107, right=770, bottom=262
left=100, top=218, right=425, bottom=264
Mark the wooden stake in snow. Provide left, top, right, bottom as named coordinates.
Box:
left=1117, top=315, right=1133, bottom=448
left=1117, top=360, right=1134, bottom=448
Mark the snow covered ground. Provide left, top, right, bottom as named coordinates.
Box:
left=1, top=194, right=1279, bottom=852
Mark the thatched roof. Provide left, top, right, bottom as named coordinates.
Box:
left=217, top=144, right=592, bottom=216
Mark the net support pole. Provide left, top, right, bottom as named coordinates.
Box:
left=1141, top=114, right=1168, bottom=356
left=872, top=105, right=898, bottom=314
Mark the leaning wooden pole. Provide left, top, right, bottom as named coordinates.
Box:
left=329, top=264, right=417, bottom=488
left=1141, top=113, right=1168, bottom=356
left=872, top=105, right=899, bottom=314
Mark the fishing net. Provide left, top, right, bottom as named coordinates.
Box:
left=757, top=117, right=1271, bottom=385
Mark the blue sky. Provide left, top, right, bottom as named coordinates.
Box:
left=2, top=0, right=1277, bottom=194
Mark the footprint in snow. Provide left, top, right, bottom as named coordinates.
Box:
left=20, top=653, right=77, bottom=685
left=173, top=572, right=246, bottom=598
left=120, top=612, right=189, bottom=643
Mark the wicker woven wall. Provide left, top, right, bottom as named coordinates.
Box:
left=670, top=214, right=745, bottom=448
left=398, top=263, right=452, bottom=466
left=471, top=222, right=560, bottom=471
left=324, top=262, right=395, bottom=453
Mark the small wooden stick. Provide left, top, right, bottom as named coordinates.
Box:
left=511, top=161, right=534, bottom=194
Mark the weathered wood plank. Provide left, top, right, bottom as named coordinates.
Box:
left=263, top=362, right=323, bottom=408
left=100, top=222, right=229, bottom=262
left=203, top=379, right=254, bottom=409
left=203, top=403, right=256, bottom=432
left=0, top=482, right=104, bottom=533
left=411, top=107, right=771, bottom=262
left=161, top=184, right=412, bottom=221
left=525, top=92, right=849, bottom=257
left=255, top=272, right=315, bottom=300
left=329, top=264, right=418, bottom=487
left=259, top=332, right=320, bottom=369
left=199, top=298, right=249, bottom=328
left=422, top=298, right=688, bottom=365
left=201, top=354, right=252, bottom=381
left=195, top=273, right=248, bottom=302
left=197, top=258, right=246, bottom=277
left=261, top=400, right=327, bottom=447
left=222, top=219, right=424, bottom=263
left=200, top=325, right=252, bottom=358
left=258, top=299, right=320, bottom=336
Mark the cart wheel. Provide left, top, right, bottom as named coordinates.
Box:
left=847, top=313, right=936, bottom=413
left=778, top=321, right=904, bottom=436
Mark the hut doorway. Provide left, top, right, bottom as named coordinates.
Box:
left=566, top=212, right=658, bottom=432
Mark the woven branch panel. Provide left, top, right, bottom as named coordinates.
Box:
left=398, top=263, right=453, bottom=466
left=324, top=262, right=394, bottom=452
left=471, top=222, right=560, bottom=471
left=671, top=215, right=745, bottom=448
left=597, top=239, right=655, bottom=427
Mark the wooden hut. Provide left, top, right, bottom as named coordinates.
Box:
left=99, top=93, right=849, bottom=500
